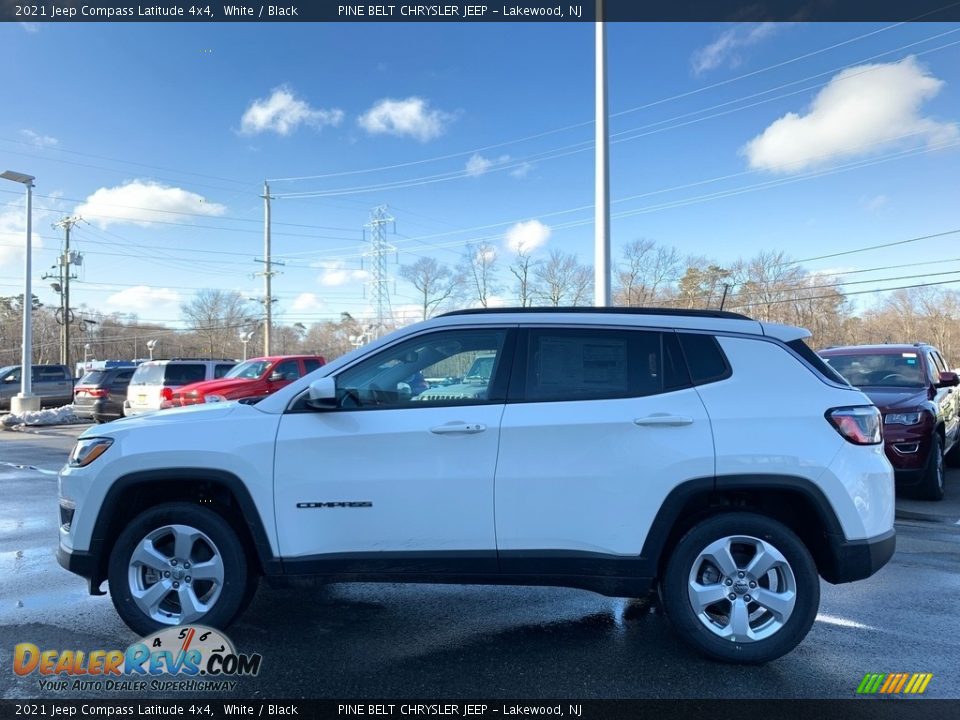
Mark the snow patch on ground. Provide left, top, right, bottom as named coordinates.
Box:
left=1, top=405, right=86, bottom=429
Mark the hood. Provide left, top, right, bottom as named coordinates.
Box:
left=79, top=402, right=241, bottom=439
left=857, top=387, right=928, bottom=413
left=174, top=377, right=261, bottom=396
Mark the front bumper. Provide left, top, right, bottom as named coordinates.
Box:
left=57, top=542, right=106, bottom=595
left=820, top=528, right=896, bottom=584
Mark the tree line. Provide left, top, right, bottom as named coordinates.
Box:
left=1, top=239, right=958, bottom=369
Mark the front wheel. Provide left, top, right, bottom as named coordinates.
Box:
left=661, top=512, right=819, bottom=664
left=108, top=502, right=252, bottom=636
left=916, top=434, right=945, bottom=501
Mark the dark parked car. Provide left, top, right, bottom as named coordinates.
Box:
left=820, top=343, right=960, bottom=500
left=0, top=364, right=74, bottom=411
left=73, top=367, right=137, bottom=423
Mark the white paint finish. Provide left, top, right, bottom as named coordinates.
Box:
left=60, top=403, right=281, bottom=555
left=495, top=388, right=713, bottom=555
left=273, top=404, right=505, bottom=557
left=759, top=322, right=812, bottom=342
left=702, top=336, right=893, bottom=540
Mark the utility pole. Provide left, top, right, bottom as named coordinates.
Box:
left=594, top=0, right=611, bottom=307
left=45, top=216, right=80, bottom=368
left=256, top=181, right=283, bottom=355
left=364, top=206, right=396, bottom=338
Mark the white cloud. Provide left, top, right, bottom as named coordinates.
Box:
left=20, top=22, right=40, bottom=33
left=75, top=181, right=227, bottom=228
left=862, top=194, right=889, bottom=212
left=312, top=260, right=352, bottom=287
left=240, top=86, right=344, bottom=136
left=20, top=129, right=58, bottom=148
left=466, top=153, right=511, bottom=177
left=290, top=292, right=325, bottom=313
left=105, top=286, right=181, bottom=314
left=743, top=56, right=959, bottom=174
left=0, top=201, right=45, bottom=270
left=358, top=97, right=453, bottom=142
left=510, top=162, right=534, bottom=178
left=692, top=23, right=779, bottom=75
left=505, top=220, right=551, bottom=254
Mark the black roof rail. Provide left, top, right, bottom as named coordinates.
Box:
left=167, top=357, right=238, bottom=362
left=438, top=306, right=753, bottom=321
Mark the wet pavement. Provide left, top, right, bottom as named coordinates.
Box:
left=1, top=424, right=959, bottom=699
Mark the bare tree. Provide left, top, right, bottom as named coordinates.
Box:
left=614, top=240, right=682, bottom=306
left=508, top=248, right=540, bottom=307
left=534, top=250, right=593, bottom=307
left=180, top=289, right=254, bottom=357
left=460, top=241, right=500, bottom=308
left=400, top=257, right=462, bottom=320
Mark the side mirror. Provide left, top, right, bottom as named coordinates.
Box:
left=306, top=377, right=337, bottom=410
left=937, top=371, right=960, bottom=388
left=269, top=371, right=284, bottom=382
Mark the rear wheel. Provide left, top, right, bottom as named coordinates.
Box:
left=661, top=512, right=819, bottom=664
left=916, top=434, right=945, bottom=501
left=108, top=502, right=252, bottom=636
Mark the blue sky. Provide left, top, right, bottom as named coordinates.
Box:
left=1, top=21, right=959, bottom=327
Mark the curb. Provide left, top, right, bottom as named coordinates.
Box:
left=895, top=509, right=960, bottom=526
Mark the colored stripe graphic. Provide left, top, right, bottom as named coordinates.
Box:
left=857, top=673, right=933, bottom=695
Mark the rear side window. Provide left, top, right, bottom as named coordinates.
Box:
left=304, top=359, right=323, bottom=373
left=163, top=364, right=206, bottom=385
left=113, top=370, right=135, bottom=384
left=36, top=366, right=68, bottom=381
left=515, top=328, right=686, bottom=402
left=214, top=364, right=234, bottom=379
left=677, top=333, right=731, bottom=385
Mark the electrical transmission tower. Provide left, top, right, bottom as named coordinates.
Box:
left=364, top=205, right=396, bottom=337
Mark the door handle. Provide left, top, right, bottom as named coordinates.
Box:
left=634, top=415, right=694, bottom=427
left=430, top=423, right=486, bottom=435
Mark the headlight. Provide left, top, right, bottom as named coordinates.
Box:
left=205, top=394, right=227, bottom=404
left=884, top=412, right=923, bottom=425
left=68, top=438, right=113, bottom=467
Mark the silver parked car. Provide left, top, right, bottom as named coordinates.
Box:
left=0, top=364, right=75, bottom=411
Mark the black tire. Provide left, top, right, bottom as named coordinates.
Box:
left=944, top=434, right=960, bottom=469
left=661, top=512, right=819, bottom=664
left=108, top=502, right=252, bottom=636
left=92, top=415, right=105, bottom=424
left=916, top=433, right=946, bottom=501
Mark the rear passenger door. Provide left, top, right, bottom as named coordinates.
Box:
left=494, top=326, right=714, bottom=572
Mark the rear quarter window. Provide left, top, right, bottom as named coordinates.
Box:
left=163, top=364, right=206, bottom=385
left=792, top=340, right=849, bottom=384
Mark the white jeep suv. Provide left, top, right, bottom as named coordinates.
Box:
left=58, top=308, right=895, bottom=663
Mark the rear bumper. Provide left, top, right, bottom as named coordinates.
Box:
left=821, top=528, right=896, bottom=584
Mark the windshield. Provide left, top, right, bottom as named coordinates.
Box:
left=823, top=353, right=926, bottom=388
left=225, top=360, right=271, bottom=380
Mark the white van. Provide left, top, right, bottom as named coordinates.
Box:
left=123, top=359, right=236, bottom=416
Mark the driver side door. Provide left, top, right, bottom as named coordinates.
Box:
left=273, top=326, right=515, bottom=575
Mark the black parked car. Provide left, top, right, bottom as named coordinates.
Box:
left=73, top=367, right=136, bottom=423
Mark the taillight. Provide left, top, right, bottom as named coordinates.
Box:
left=160, top=387, right=174, bottom=402
left=827, top=406, right=882, bottom=445
left=88, top=389, right=108, bottom=398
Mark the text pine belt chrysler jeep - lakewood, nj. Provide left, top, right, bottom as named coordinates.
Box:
left=57, top=308, right=895, bottom=664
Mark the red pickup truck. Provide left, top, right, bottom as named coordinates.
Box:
left=170, top=355, right=325, bottom=407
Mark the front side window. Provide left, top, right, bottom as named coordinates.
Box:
left=517, top=328, right=683, bottom=402
left=333, top=329, right=508, bottom=410
left=272, top=360, right=301, bottom=381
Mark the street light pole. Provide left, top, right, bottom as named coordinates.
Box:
left=594, top=0, right=611, bottom=307
left=1, top=170, right=40, bottom=413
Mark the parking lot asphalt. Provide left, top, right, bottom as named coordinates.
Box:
left=2, top=423, right=959, bottom=700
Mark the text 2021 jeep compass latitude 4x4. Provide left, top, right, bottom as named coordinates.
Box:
left=58, top=309, right=895, bottom=664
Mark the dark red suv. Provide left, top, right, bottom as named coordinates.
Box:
left=820, top=344, right=960, bottom=500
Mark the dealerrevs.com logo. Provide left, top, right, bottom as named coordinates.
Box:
left=13, top=626, right=262, bottom=693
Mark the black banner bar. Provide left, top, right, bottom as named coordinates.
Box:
left=4, top=0, right=960, bottom=22
left=0, top=700, right=958, bottom=720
